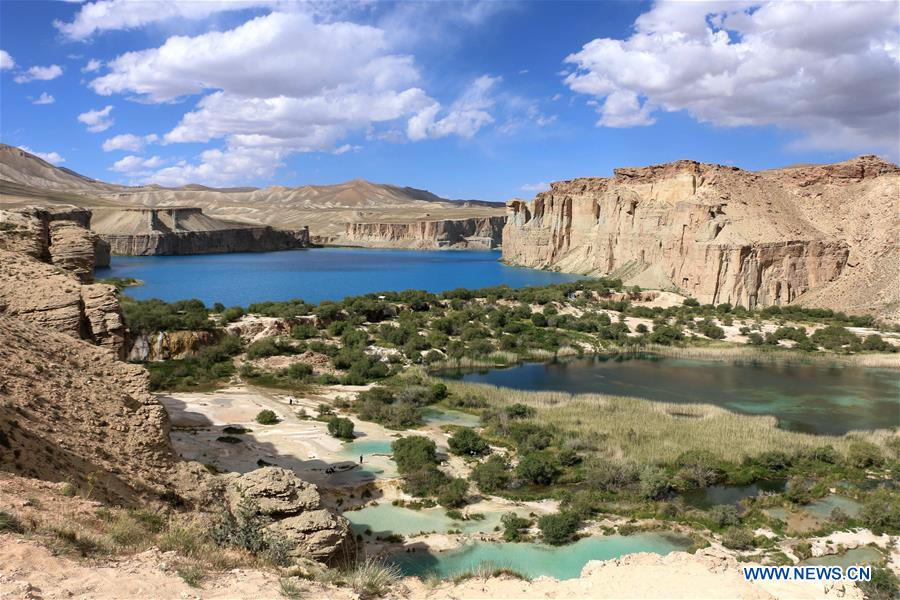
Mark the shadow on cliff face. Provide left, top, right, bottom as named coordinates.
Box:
left=159, top=395, right=387, bottom=502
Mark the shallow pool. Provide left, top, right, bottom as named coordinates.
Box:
left=391, top=532, right=694, bottom=580
left=801, top=547, right=883, bottom=568
left=346, top=503, right=519, bottom=537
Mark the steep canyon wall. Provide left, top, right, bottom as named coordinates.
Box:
left=503, top=157, right=898, bottom=316
left=342, top=216, right=506, bottom=249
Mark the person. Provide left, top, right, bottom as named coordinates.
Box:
left=288, top=396, right=293, bottom=405
left=359, top=455, right=363, bottom=464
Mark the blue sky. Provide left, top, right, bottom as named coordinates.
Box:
left=1, top=0, right=897, bottom=201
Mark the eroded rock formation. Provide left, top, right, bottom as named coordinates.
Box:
left=223, top=467, right=355, bottom=565
left=126, top=330, right=222, bottom=362
left=0, top=316, right=176, bottom=503
left=342, top=216, right=506, bottom=249
left=0, top=206, right=109, bottom=280
left=503, top=156, right=899, bottom=317
left=0, top=207, right=126, bottom=356
left=90, top=207, right=310, bottom=256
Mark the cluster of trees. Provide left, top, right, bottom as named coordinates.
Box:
left=146, top=335, right=242, bottom=391
left=391, top=436, right=468, bottom=507
left=355, top=384, right=448, bottom=429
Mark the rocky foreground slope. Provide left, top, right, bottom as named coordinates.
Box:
left=503, top=156, right=899, bottom=319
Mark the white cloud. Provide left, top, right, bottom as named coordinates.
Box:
left=82, top=58, right=102, bottom=73
left=110, top=154, right=163, bottom=173
left=521, top=182, right=549, bottom=193
left=20, top=146, right=65, bottom=165
left=407, top=75, right=498, bottom=140
left=333, top=144, right=361, bottom=155
left=55, top=0, right=280, bottom=41
left=13, top=64, right=63, bottom=83
left=563, top=0, right=900, bottom=152
left=102, top=133, right=158, bottom=152
left=78, top=105, right=115, bottom=132
left=141, top=144, right=286, bottom=186
left=32, top=92, right=55, bottom=105
left=0, top=50, right=14, bottom=70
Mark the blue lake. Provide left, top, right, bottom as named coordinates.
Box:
left=96, top=248, right=582, bottom=306
left=445, top=357, right=900, bottom=435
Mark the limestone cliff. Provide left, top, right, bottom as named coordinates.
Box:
left=503, top=157, right=899, bottom=317
left=0, top=207, right=126, bottom=356
left=341, top=215, right=506, bottom=249
left=90, top=207, right=309, bottom=255
left=0, top=206, right=109, bottom=280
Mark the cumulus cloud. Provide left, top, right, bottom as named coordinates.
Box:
left=0, top=50, right=14, bottom=70
left=55, top=0, right=280, bottom=41
left=32, top=92, right=55, bottom=105
left=407, top=75, right=499, bottom=141
left=77, top=105, right=114, bottom=132
left=102, top=133, right=158, bottom=152
left=109, top=154, right=163, bottom=173
left=563, top=0, right=900, bottom=152
left=82, top=58, right=102, bottom=73
left=20, top=146, right=65, bottom=165
left=140, top=144, right=286, bottom=186
left=13, top=64, right=63, bottom=83
left=521, top=181, right=549, bottom=193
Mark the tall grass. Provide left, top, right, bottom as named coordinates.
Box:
left=621, top=344, right=900, bottom=368
left=436, top=377, right=894, bottom=464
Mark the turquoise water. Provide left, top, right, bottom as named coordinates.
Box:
left=421, top=407, right=481, bottom=428
left=339, top=439, right=394, bottom=459
left=804, top=495, right=862, bottom=519
left=446, top=357, right=900, bottom=435
left=346, top=503, right=520, bottom=537
left=681, top=480, right=787, bottom=509
left=391, top=533, right=694, bottom=580
left=801, top=547, right=883, bottom=568
left=96, top=248, right=582, bottom=306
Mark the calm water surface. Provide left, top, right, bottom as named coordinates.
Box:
left=391, top=533, right=693, bottom=580
left=447, top=357, right=900, bottom=435
left=96, top=248, right=582, bottom=306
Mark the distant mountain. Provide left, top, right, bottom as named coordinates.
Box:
left=0, top=144, right=506, bottom=239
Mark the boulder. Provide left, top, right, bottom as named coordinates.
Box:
left=224, top=467, right=321, bottom=517
left=223, top=467, right=355, bottom=565
left=267, top=509, right=354, bottom=563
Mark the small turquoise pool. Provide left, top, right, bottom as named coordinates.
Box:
left=345, top=503, right=521, bottom=537
left=801, top=547, right=883, bottom=568
left=391, top=532, right=693, bottom=580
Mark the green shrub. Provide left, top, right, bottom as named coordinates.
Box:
left=448, top=428, right=490, bottom=456
left=121, top=298, right=212, bottom=332
left=860, top=490, right=900, bottom=534
left=391, top=436, right=438, bottom=473
left=538, top=511, right=580, bottom=545
left=501, top=513, right=531, bottom=542
left=256, top=410, right=279, bottom=425
left=516, top=452, right=561, bottom=486
left=721, top=527, right=755, bottom=550
left=847, top=441, right=884, bottom=468
left=327, top=417, right=355, bottom=440
left=470, top=455, right=510, bottom=493
left=437, top=478, right=469, bottom=508
left=708, top=505, right=740, bottom=529
left=859, top=567, right=900, bottom=600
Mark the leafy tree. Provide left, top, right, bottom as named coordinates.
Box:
left=437, top=478, right=469, bottom=508
left=327, top=417, right=355, bottom=440
left=391, top=436, right=438, bottom=473
left=470, top=455, right=510, bottom=493
left=448, top=428, right=490, bottom=456
left=516, top=452, right=561, bottom=485
left=538, top=511, right=580, bottom=545
left=256, top=410, right=279, bottom=425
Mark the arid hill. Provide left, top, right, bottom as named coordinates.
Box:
left=0, top=144, right=505, bottom=248
left=503, top=156, right=899, bottom=320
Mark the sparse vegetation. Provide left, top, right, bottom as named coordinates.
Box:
left=255, top=410, right=280, bottom=425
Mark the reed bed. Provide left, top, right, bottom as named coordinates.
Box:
left=619, top=344, right=900, bottom=368
left=436, top=378, right=895, bottom=464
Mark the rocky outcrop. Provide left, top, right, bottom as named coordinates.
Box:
left=503, top=157, right=899, bottom=316
left=127, top=330, right=222, bottom=362
left=342, top=216, right=506, bottom=249
left=223, top=467, right=355, bottom=565
left=0, top=316, right=177, bottom=504
left=0, top=207, right=127, bottom=356
left=0, top=206, right=108, bottom=280
left=90, top=207, right=310, bottom=256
